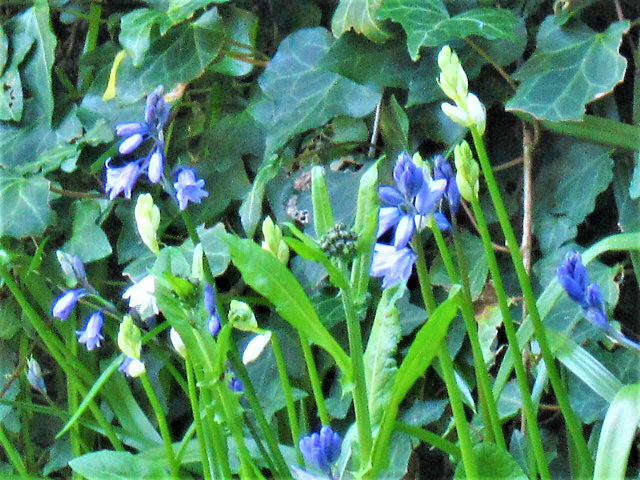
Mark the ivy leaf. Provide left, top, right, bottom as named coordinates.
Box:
left=0, top=168, right=52, bottom=238
left=119, top=9, right=171, bottom=67
left=0, top=24, right=7, bottom=74
left=533, top=137, right=613, bottom=255
left=377, top=0, right=519, bottom=60
left=63, top=200, right=113, bottom=263
left=114, top=8, right=225, bottom=103
left=251, top=27, right=380, bottom=154
left=209, top=7, right=259, bottom=77
left=331, top=0, right=391, bottom=43
left=506, top=18, right=629, bottom=121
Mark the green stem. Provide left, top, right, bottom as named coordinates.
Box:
left=200, top=386, right=231, bottom=479
left=0, top=422, right=28, bottom=477
left=341, top=287, right=373, bottom=469
left=0, top=263, right=124, bottom=451
left=180, top=209, right=290, bottom=477
left=66, top=313, right=82, bottom=479
left=394, top=421, right=461, bottom=459
left=272, top=333, right=303, bottom=464
left=470, top=125, right=592, bottom=476
left=140, top=373, right=179, bottom=478
left=470, top=199, right=550, bottom=479
left=412, top=235, right=479, bottom=479
left=185, top=356, right=213, bottom=480
left=436, top=222, right=506, bottom=449
left=299, top=332, right=330, bottom=426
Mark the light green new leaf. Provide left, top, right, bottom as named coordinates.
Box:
left=364, top=285, right=404, bottom=429
left=63, top=200, right=112, bottom=263
left=454, top=443, right=527, bottom=479
left=311, top=166, right=335, bottom=238
left=239, top=155, right=279, bottom=238
left=69, top=451, right=169, bottom=480
left=506, top=18, right=629, bottom=121
left=251, top=27, right=380, bottom=153
left=0, top=168, right=52, bottom=238
left=377, top=0, right=519, bottom=60
left=331, top=0, right=391, bottom=43
left=222, top=234, right=351, bottom=376
left=593, top=384, right=640, bottom=480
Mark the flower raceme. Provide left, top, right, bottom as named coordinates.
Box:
left=76, top=311, right=105, bottom=351
left=292, top=426, right=342, bottom=479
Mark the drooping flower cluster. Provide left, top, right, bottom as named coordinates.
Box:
left=174, top=167, right=209, bottom=211
left=371, top=153, right=447, bottom=288
left=557, top=251, right=608, bottom=329
left=105, top=87, right=169, bottom=199
left=292, top=426, right=342, bottom=480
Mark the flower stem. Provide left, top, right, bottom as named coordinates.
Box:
left=185, top=356, right=213, bottom=480
left=139, top=373, right=179, bottom=477
left=0, top=422, right=28, bottom=477
left=470, top=125, right=592, bottom=476
left=470, top=198, right=551, bottom=479
left=272, top=333, right=303, bottom=464
left=341, top=286, right=373, bottom=469
left=435, top=222, right=506, bottom=449
left=299, top=332, right=330, bottom=426
left=412, top=235, right=479, bottom=479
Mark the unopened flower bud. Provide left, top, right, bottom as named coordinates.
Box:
left=242, top=331, right=272, bottom=364
left=228, top=300, right=258, bottom=332
left=119, top=356, right=146, bottom=377
left=454, top=141, right=480, bottom=202
left=466, top=93, right=486, bottom=135
left=319, top=223, right=358, bottom=262
left=170, top=327, right=187, bottom=359
left=57, top=251, right=87, bottom=288
left=27, top=357, right=46, bottom=395
left=437, top=46, right=468, bottom=106
left=117, top=315, right=142, bottom=360
left=261, top=217, right=290, bottom=264
left=135, top=193, right=160, bottom=254
left=441, top=102, right=470, bottom=128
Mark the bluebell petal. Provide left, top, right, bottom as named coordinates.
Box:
left=433, top=212, right=451, bottom=231
left=585, top=307, right=609, bottom=330
left=115, top=122, right=149, bottom=137
left=371, top=244, right=416, bottom=288
left=290, top=465, right=324, bottom=480
left=118, top=133, right=144, bottom=155
left=378, top=186, right=404, bottom=206
left=415, top=178, right=446, bottom=215
left=393, top=214, right=415, bottom=249
left=585, top=283, right=604, bottom=310
left=377, top=207, right=402, bottom=238
left=147, top=146, right=164, bottom=183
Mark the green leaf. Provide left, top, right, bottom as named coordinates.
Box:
left=533, top=138, right=613, bottom=255
left=331, top=0, right=391, bottom=43
left=0, top=31, right=33, bottom=122
left=251, top=27, right=380, bottom=153
left=119, top=9, right=170, bottom=67
left=210, top=7, right=259, bottom=77
left=454, top=443, right=527, bottom=479
left=165, top=0, right=231, bottom=24
left=364, top=284, right=403, bottom=429
left=593, top=384, right=640, bottom=480
left=377, top=0, right=519, bottom=60
left=69, top=451, right=169, bottom=480
left=222, top=234, right=351, bottom=377
left=0, top=168, right=52, bottom=238
left=506, top=18, right=629, bottom=121
left=63, top=200, right=112, bottom=263
left=0, top=24, right=7, bottom=74
left=240, top=156, right=279, bottom=238
left=114, top=8, right=225, bottom=103
left=379, top=95, right=409, bottom=154
left=311, top=166, right=335, bottom=237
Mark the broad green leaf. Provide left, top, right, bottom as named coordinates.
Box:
left=181, top=223, right=231, bottom=277
left=331, top=0, right=390, bottom=43
left=69, top=451, right=169, bottom=480
left=63, top=200, right=112, bottom=263
left=0, top=168, right=52, bottom=238
left=0, top=24, right=7, bottom=74
left=114, top=8, right=225, bottom=103
left=12, top=0, right=56, bottom=124
left=533, top=138, right=613, bottom=255
left=311, top=166, right=335, bottom=237
left=0, top=31, right=33, bottom=122
left=251, top=27, right=380, bottom=153
left=119, top=9, right=170, bottom=66
left=222, top=234, right=351, bottom=376
left=210, top=7, right=259, bottom=77
left=377, top=0, right=519, bottom=60
left=379, top=95, right=409, bottom=154
left=240, top=156, right=279, bottom=237
left=454, top=443, right=527, bottom=479
left=364, top=285, right=403, bottom=429
left=593, top=384, right=640, bottom=480
left=166, top=0, right=231, bottom=24
left=506, top=18, right=629, bottom=121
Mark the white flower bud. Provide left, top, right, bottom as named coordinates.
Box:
left=242, top=331, right=272, bottom=365
left=466, top=93, right=486, bottom=135
left=135, top=193, right=160, bottom=254
left=441, top=102, right=470, bottom=127
left=170, top=327, right=187, bottom=359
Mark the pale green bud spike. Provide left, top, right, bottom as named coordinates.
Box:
left=437, top=46, right=468, bottom=106
left=192, top=244, right=204, bottom=280
left=228, top=300, right=258, bottom=332
left=454, top=141, right=480, bottom=202
left=412, top=152, right=425, bottom=168
left=118, top=315, right=142, bottom=359
left=135, top=193, right=160, bottom=254
left=261, top=216, right=289, bottom=264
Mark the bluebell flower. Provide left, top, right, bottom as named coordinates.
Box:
left=295, top=426, right=342, bottom=478
left=105, top=160, right=142, bottom=200
left=433, top=155, right=460, bottom=214
left=52, top=288, right=87, bottom=320
left=229, top=375, right=244, bottom=393
left=203, top=284, right=221, bottom=336
left=77, top=311, right=105, bottom=351
left=174, top=167, right=208, bottom=210
left=27, top=357, right=47, bottom=395
left=378, top=153, right=446, bottom=249
left=371, top=243, right=417, bottom=288
left=119, top=356, right=146, bottom=377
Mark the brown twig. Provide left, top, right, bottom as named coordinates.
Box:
left=50, top=186, right=103, bottom=199
left=461, top=201, right=510, bottom=252
left=465, top=38, right=518, bottom=91
left=493, top=156, right=524, bottom=172
left=521, top=124, right=535, bottom=274
left=369, top=99, right=383, bottom=158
